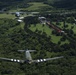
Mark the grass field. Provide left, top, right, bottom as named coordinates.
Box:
left=52, top=22, right=76, bottom=34
left=29, top=23, right=52, bottom=35
left=9, top=2, right=52, bottom=12
left=66, top=23, right=76, bottom=34
left=29, top=23, right=69, bottom=44
left=0, top=2, right=52, bottom=18
left=20, top=22, right=25, bottom=29
left=73, top=25, right=76, bottom=33
left=0, top=13, right=33, bottom=19
left=0, top=13, right=15, bottom=19
left=25, top=2, right=52, bottom=11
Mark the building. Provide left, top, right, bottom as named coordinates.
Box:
left=15, top=12, right=20, bottom=17
left=38, top=17, right=46, bottom=24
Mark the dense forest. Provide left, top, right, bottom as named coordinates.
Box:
left=52, top=0, right=76, bottom=9
left=1, top=0, right=76, bottom=10
left=0, top=13, right=76, bottom=75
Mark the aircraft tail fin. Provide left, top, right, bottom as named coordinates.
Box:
left=26, top=50, right=35, bottom=61
left=18, top=49, right=35, bottom=61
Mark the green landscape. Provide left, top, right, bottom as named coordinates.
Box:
left=29, top=23, right=69, bottom=44
left=25, top=2, right=53, bottom=11
left=0, top=0, right=76, bottom=75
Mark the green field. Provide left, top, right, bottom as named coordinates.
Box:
left=29, top=23, right=69, bottom=44
left=52, top=22, right=76, bottom=34
left=0, top=13, right=15, bottom=19
left=65, top=23, right=76, bottom=34
left=0, top=13, right=33, bottom=19
left=0, top=2, right=52, bottom=19
left=73, top=25, right=76, bottom=33
left=9, top=2, right=52, bottom=12
left=25, top=2, right=52, bottom=11
left=29, top=23, right=52, bottom=35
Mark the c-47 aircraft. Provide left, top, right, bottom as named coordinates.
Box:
left=0, top=50, right=64, bottom=64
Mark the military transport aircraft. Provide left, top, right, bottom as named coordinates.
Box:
left=0, top=49, right=64, bottom=64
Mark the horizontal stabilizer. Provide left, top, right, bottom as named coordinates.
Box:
left=27, top=50, right=36, bottom=52
left=18, top=50, right=25, bottom=52
left=18, top=49, right=36, bottom=61
left=18, top=50, right=36, bottom=52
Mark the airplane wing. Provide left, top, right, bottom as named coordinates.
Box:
left=33, top=56, right=64, bottom=63
left=0, top=57, right=25, bottom=63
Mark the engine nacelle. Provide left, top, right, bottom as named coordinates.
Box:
left=11, top=59, right=21, bottom=63
left=37, top=59, right=46, bottom=62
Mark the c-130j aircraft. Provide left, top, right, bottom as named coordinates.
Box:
left=0, top=49, right=64, bottom=64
